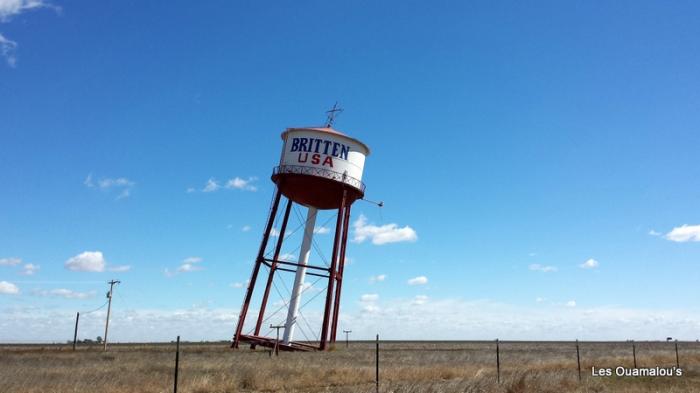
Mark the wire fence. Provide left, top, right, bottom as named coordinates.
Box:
left=2, top=338, right=698, bottom=392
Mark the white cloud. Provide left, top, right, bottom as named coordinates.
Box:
left=528, top=264, right=557, bottom=273
left=352, top=214, right=417, bottom=245
left=167, top=257, right=204, bottom=275
left=314, top=226, right=330, bottom=234
left=301, top=282, right=318, bottom=292
left=202, top=178, right=220, bottom=192
left=177, top=263, right=202, bottom=273
left=0, top=0, right=53, bottom=21
left=535, top=297, right=546, bottom=303
left=98, top=177, right=133, bottom=189
left=333, top=298, right=700, bottom=341
left=359, top=292, right=380, bottom=313
left=20, top=263, right=39, bottom=275
left=116, top=189, right=130, bottom=200
left=0, top=257, right=21, bottom=266
left=579, top=258, right=599, bottom=269
left=369, top=274, right=386, bottom=283
left=0, top=32, right=16, bottom=67
left=199, top=176, right=258, bottom=192
left=3, top=299, right=700, bottom=342
left=0, top=280, right=19, bottom=294
left=648, top=229, right=661, bottom=236
left=108, top=265, right=131, bottom=273
left=0, top=1, right=58, bottom=67
left=225, top=177, right=258, bottom=192
left=271, top=299, right=288, bottom=307
left=278, top=252, right=297, bottom=261
left=566, top=300, right=577, bottom=308
left=84, top=174, right=134, bottom=199
left=34, top=288, right=95, bottom=299
left=664, top=224, right=700, bottom=243
left=241, top=225, right=251, bottom=232
left=407, top=276, right=428, bottom=286
left=412, top=295, right=429, bottom=305
left=270, top=227, right=292, bottom=238
left=230, top=282, right=246, bottom=289
left=182, top=257, right=202, bottom=265
left=360, top=293, right=379, bottom=302
left=0, top=305, right=243, bottom=343
left=65, top=251, right=106, bottom=272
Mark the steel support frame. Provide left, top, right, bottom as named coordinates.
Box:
left=232, top=186, right=353, bottom=351
left=330, top=203, right=351, bottom=342
left=319, top=189, right=347, bottom=350
left=262, top=258, right=330, bottom=273
left=250, top=198, right=293, bottom=348
left=232, top=190, right=282, bottom=349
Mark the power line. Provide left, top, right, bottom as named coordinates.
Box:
left=343, top=330, right=352, bottom=348
left=80, top=300, right=109, bottom=315
left=14, top=281, right=107, bottom=284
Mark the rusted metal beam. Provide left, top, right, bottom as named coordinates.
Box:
left=232, top=189, right=282, bottom=349
left=330, top=203, right=351, bottom=342
left=319, top=189, right=347, bottom=350
left=253, top=198, right=293, bottom=344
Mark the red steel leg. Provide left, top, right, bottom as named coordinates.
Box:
left=330, top=203, right=351, bottom=342
left=232, top=190, right=282, bottom=348
left=319, top=189, right=347, bottom=350
left=252, top=198, right=292, bottom=343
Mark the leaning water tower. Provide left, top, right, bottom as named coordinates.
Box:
left=232, top=107, right=370, bottom=351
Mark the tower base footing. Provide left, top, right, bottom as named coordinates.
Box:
left=235, top=334, right=317, bottom=352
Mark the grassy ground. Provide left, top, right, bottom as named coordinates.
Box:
left=1, top=341, right=698, bottom=392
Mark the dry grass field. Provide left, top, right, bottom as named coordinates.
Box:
left=1, top=341, right=699, bottom=392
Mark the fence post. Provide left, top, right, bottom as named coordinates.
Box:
left=375, top=334, right=379, bottom=393
left=632, top=341, right=637, bottom=368
left=174, top=336, right=180, bottom=393
left=496, top=339, right=500, bottom=383
left=675, top=340, right=680, bottom=369
left=576, top=339, right=581, bottom=381
left=72, top=312, right=80, bottom=351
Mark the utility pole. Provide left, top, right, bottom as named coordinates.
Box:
left=343, top=330, right=352, bottom=348
left=103, top=280, right=120, bottom=351
left=270, top=325, right=284, bottom=356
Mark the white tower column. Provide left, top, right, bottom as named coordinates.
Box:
left=283, top=206, right=318, bottom=344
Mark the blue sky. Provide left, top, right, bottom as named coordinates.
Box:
left=1, top=0, right=700, bottom=342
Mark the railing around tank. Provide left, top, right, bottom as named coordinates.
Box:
left=272, top=165, right=365, bottom=193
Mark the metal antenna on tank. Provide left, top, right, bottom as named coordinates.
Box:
left=325, top=102, right=343, bottom=128
left=361, top=198, right=383, bottom=208
left=360, top=198, right=384, bottom=223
